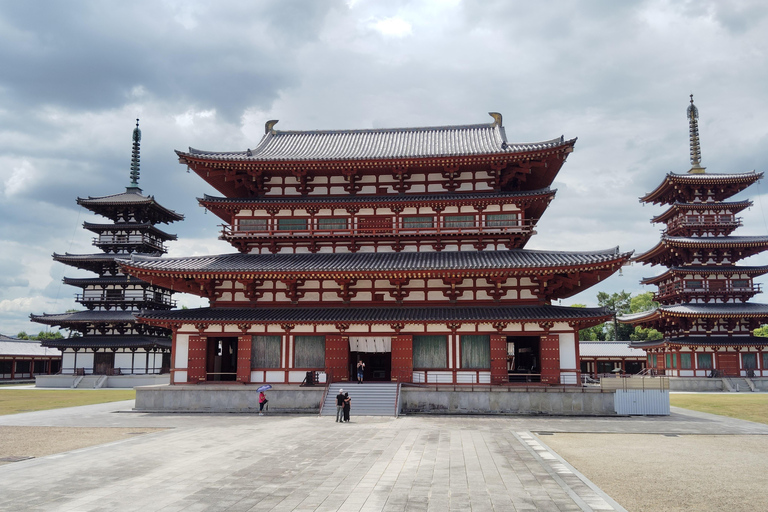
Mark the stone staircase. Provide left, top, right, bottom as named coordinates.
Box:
left=74, top=375, right=108, bottom=389
left=737, top=377, right=755, bottom=392
left=320, top=382, right=400, bottom=417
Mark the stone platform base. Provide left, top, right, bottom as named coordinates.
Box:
left=36, top=374, right=169, bottom=388
left=668, top=377, right=768, bottom=392
left=135, top=384, right=618, bottom=415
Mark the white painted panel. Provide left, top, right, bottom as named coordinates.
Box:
left=114, top=353, right=133, bottom=372
left=559, top=372, right=578, bottom=385
left=266, top=371, right=286, bottom=382
left=413, top=371, right=426, bottom=383
left=174, top=370, right=187, bottom=383
left=614, top=390, right=670, bottom=415
left=478, top=371, right=491, bottom=384
left=288, top=371, right=308, bottom=383
left=427, top=371, right=454, bottom=383
left=251, top=371, right=264, bottom=383
left=559, top=333, right=577, bottom=369
left=62, top=352, right=76, bottom=371
left=175, top=335, right=189, bottom=369
left=456, top=372, right=476, bottom=384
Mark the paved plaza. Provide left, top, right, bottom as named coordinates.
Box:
left=1, top=400, right=767, bottom=512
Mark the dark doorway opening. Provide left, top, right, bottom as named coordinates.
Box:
left=93, top=352, right=115, bottom=375
left=206, top=337, right=238, bottom=381
left=350, top=351, right=391, bottom=382
left=506, top=336, right=541, bottom=382
left=625, top=361, right=643, bottom=374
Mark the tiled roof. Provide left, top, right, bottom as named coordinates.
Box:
left=641, top=265, right=768, bottom=285
left=578, top=342, right=646, bottom=358
left=30, top=310, right=139, bottom=326
left=651, top=200, right=752, bottom=224
left=82, top=222, right=177, bottom=241
left=634, top=236, right=768, bottom=264
left=120, top=247, right=631, bottom=276
left=630, top=336, right=768, bottom=348
left=62, top=276, right=147, bottom=287
left=200, top=188, right=555, bottom=206
left=77, top=189, right=184, bottom=222
left=660, top=302, right=768, bottom=316
left=178, top=115, right=575, bottom=162
left=139, top=304, right=611, bottom=325
left=0, top=338, right=62, bottom=356
left=640, top=171, right=763, bottom=204
left=41, top=336, right=171, bottom=350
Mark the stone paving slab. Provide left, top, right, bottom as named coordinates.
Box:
left=0, top=406, right=627, bottom=512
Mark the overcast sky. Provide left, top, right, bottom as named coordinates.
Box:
left=2, top=0, right=767, bottom=336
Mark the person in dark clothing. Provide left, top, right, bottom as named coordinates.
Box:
left=343, top=392, right=351, bottom=422
left=335, top=389, right=345, bottom=423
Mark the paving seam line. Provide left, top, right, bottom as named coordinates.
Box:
left=513, top=430, right=628, bottom=512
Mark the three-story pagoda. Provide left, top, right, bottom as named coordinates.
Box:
left=620, top=97, right=768, bottom=378
left=123, top=113, right=631, bottom=386
left=31, top=121, right=184, bottom=377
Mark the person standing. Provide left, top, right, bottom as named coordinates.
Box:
left=343, top=392, right=351, bottom=422
left=258, top=391, right=268, bottom=416
left=356, top=360, right=365, bottom=384
left=335, top=388, right=345, bottom=422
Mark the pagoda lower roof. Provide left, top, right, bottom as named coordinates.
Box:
left=634, top=236, right=768, bottom=265
left=41, top=335, right=171, bottom=350
left=82, top=221, right=177, bottom=241
left=31, top=310, right=139, bottom=328
left=118, top=247, right=632, bottom=279
left=178, top=114, right=574, bottom=163
left=630, top=336, right=768, bottom=349
left=619, top=302, right=768, bottom=324
left=641, top=265, right=768, bottom=285
left=651, top=200, right=752, bottom=224
left=77, top=187, right=184, bottom=223
left=137, top=304, right=612, bottom=327
left=640, top=171, right=763, bottom=205
left=53, top=252, right=163, bottom=272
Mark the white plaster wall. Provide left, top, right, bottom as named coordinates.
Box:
left=62, top=352, right=76, bottom=371
left=76, top=352, right=94, bottom=370
left=559, top=333, right=577, bottom=370
left=175, top=334, right=189, bottom=369
left=114, top=353, right=133, bottom=371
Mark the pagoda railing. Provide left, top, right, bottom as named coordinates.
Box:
left=221, top=220, right=536, bottom=239
left=75, top=294, right=177, bottom=309
left=655, top=282, right=761, bottom=302
left=664, top=216, right=742, bottom=235
left=93, top=235, right=166, bottom=252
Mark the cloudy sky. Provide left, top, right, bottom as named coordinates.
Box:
left=2, top=0, right=767, bottom=336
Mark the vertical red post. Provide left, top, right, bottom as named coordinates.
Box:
left=490, top=334, right=508, bottom=385
left=236, top=335, right=252, bottom=383
left=539, top=334, right=560, bottom=384
left=187, top=335, right=207, bottom=383
left=391, top=335, right=413, bottom=383
left=325, top=335, right=349, bottom=382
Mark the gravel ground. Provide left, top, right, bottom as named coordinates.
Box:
left=0, top=426, right=166, bottom=466
left=538, top=433, right=768, bottom=512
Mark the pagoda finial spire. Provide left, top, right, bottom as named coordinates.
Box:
left=687, top=94, right=705, bottom=174
left=128, top=118, right=142, bottom=191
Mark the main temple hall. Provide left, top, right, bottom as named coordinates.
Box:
left=120, top=113, right=632, bottom=387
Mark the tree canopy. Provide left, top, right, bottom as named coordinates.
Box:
left=576, top=291, right=662, bottom=342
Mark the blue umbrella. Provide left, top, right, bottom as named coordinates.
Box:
left=257, top=385, right=272, bottom=392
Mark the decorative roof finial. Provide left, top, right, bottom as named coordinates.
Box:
left=128, top=118, right=142, bottom=190
left=687, top=95, right=705, bottom=174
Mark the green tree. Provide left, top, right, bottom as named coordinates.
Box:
left=755, top=325, right=768, bottom=337
left=16, top=331, right=30, bottom=339
left=35, top=331, right=64, bottom=340
left=597, top=291, right=634, bottom=341
left=572, top=304, right=606, bottom=341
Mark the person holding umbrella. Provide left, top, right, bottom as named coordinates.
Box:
left=257, top=385, right=271, bottom=415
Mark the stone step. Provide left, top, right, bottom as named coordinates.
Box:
left=321, top=382, right=399, bottom=416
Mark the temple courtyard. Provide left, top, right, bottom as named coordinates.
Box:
left=1, top=398, right=767, bottom=512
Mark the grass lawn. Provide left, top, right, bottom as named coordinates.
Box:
left=0, top=390, right=136, bottom=415
left=670, top=393, right=768, bottom=425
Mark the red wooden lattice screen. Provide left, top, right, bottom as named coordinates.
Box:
left=391, top=335, right=413, bottom=383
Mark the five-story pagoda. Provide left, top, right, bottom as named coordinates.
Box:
left=31, top=121, right=184, bottom=378
left=620, top=97, right=768, bottom=378
left=123, top=113, right=631, bottom=386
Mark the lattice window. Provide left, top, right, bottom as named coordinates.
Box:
left=485, top=213, right=519, bottom=227
left=251, top=335, right=281, bottom=369
left=461, top=335, right=490, bottom=369
left=412, top=335, right=447, bottom=368
left=277, top=218, right=308, bottom=231
left=238, top=218, right=268, bottom=232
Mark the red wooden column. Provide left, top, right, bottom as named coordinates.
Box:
left=325, top=335, right=349, bottom=382
left=391, top=335, right=413, bottom=383
left=490, top=334, right=508, bottom=385
left=539, top=334, right=561, bottom=384
left=187, top=335, right=207, bottom=383
left=236, top=335, right=252, bottom=383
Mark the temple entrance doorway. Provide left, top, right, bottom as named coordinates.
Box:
left=349, top=337, right=391, bottom=382
left=206, top=337, right=238, bottom=381
left=506, top=336, right=541, bottom=382
left=93, top=351, right=115, bottom=375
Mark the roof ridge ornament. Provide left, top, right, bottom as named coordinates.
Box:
left=687, top=95, right=706, bottom=174
left=488, top=112, right=502, bottom=127
left=265, top=119, right=279, bottom=134
left=128, top=118, right=143, bottom=192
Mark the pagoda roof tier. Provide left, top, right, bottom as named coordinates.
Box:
left=641, top=265, right=768, bottom=285
left=640, top=171, right=763, bottom=205
left=53, top=252, right=162, bottom=273
left=634, top=236, right=768, bottom=266
left=619, top=302, right=768, bottom=325
left=651, top=200, right=752, bottom=224
left=200, top=188, right=556, bottom=222
left=630, top=335, right=768, bottom=349
left=137, top=304, right=613, bottom=329
left=41, top=335, right=171, bottom=350
left=30, top=310, right=139, bottom=328
left=62, top=275, right=151, bottom=287
left=77, top=188, right=184, bottom=224
left=82, top=221, right=178, bottom=241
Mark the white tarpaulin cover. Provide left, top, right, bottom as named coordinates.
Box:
left=348, top=337, right=391, bottom=353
